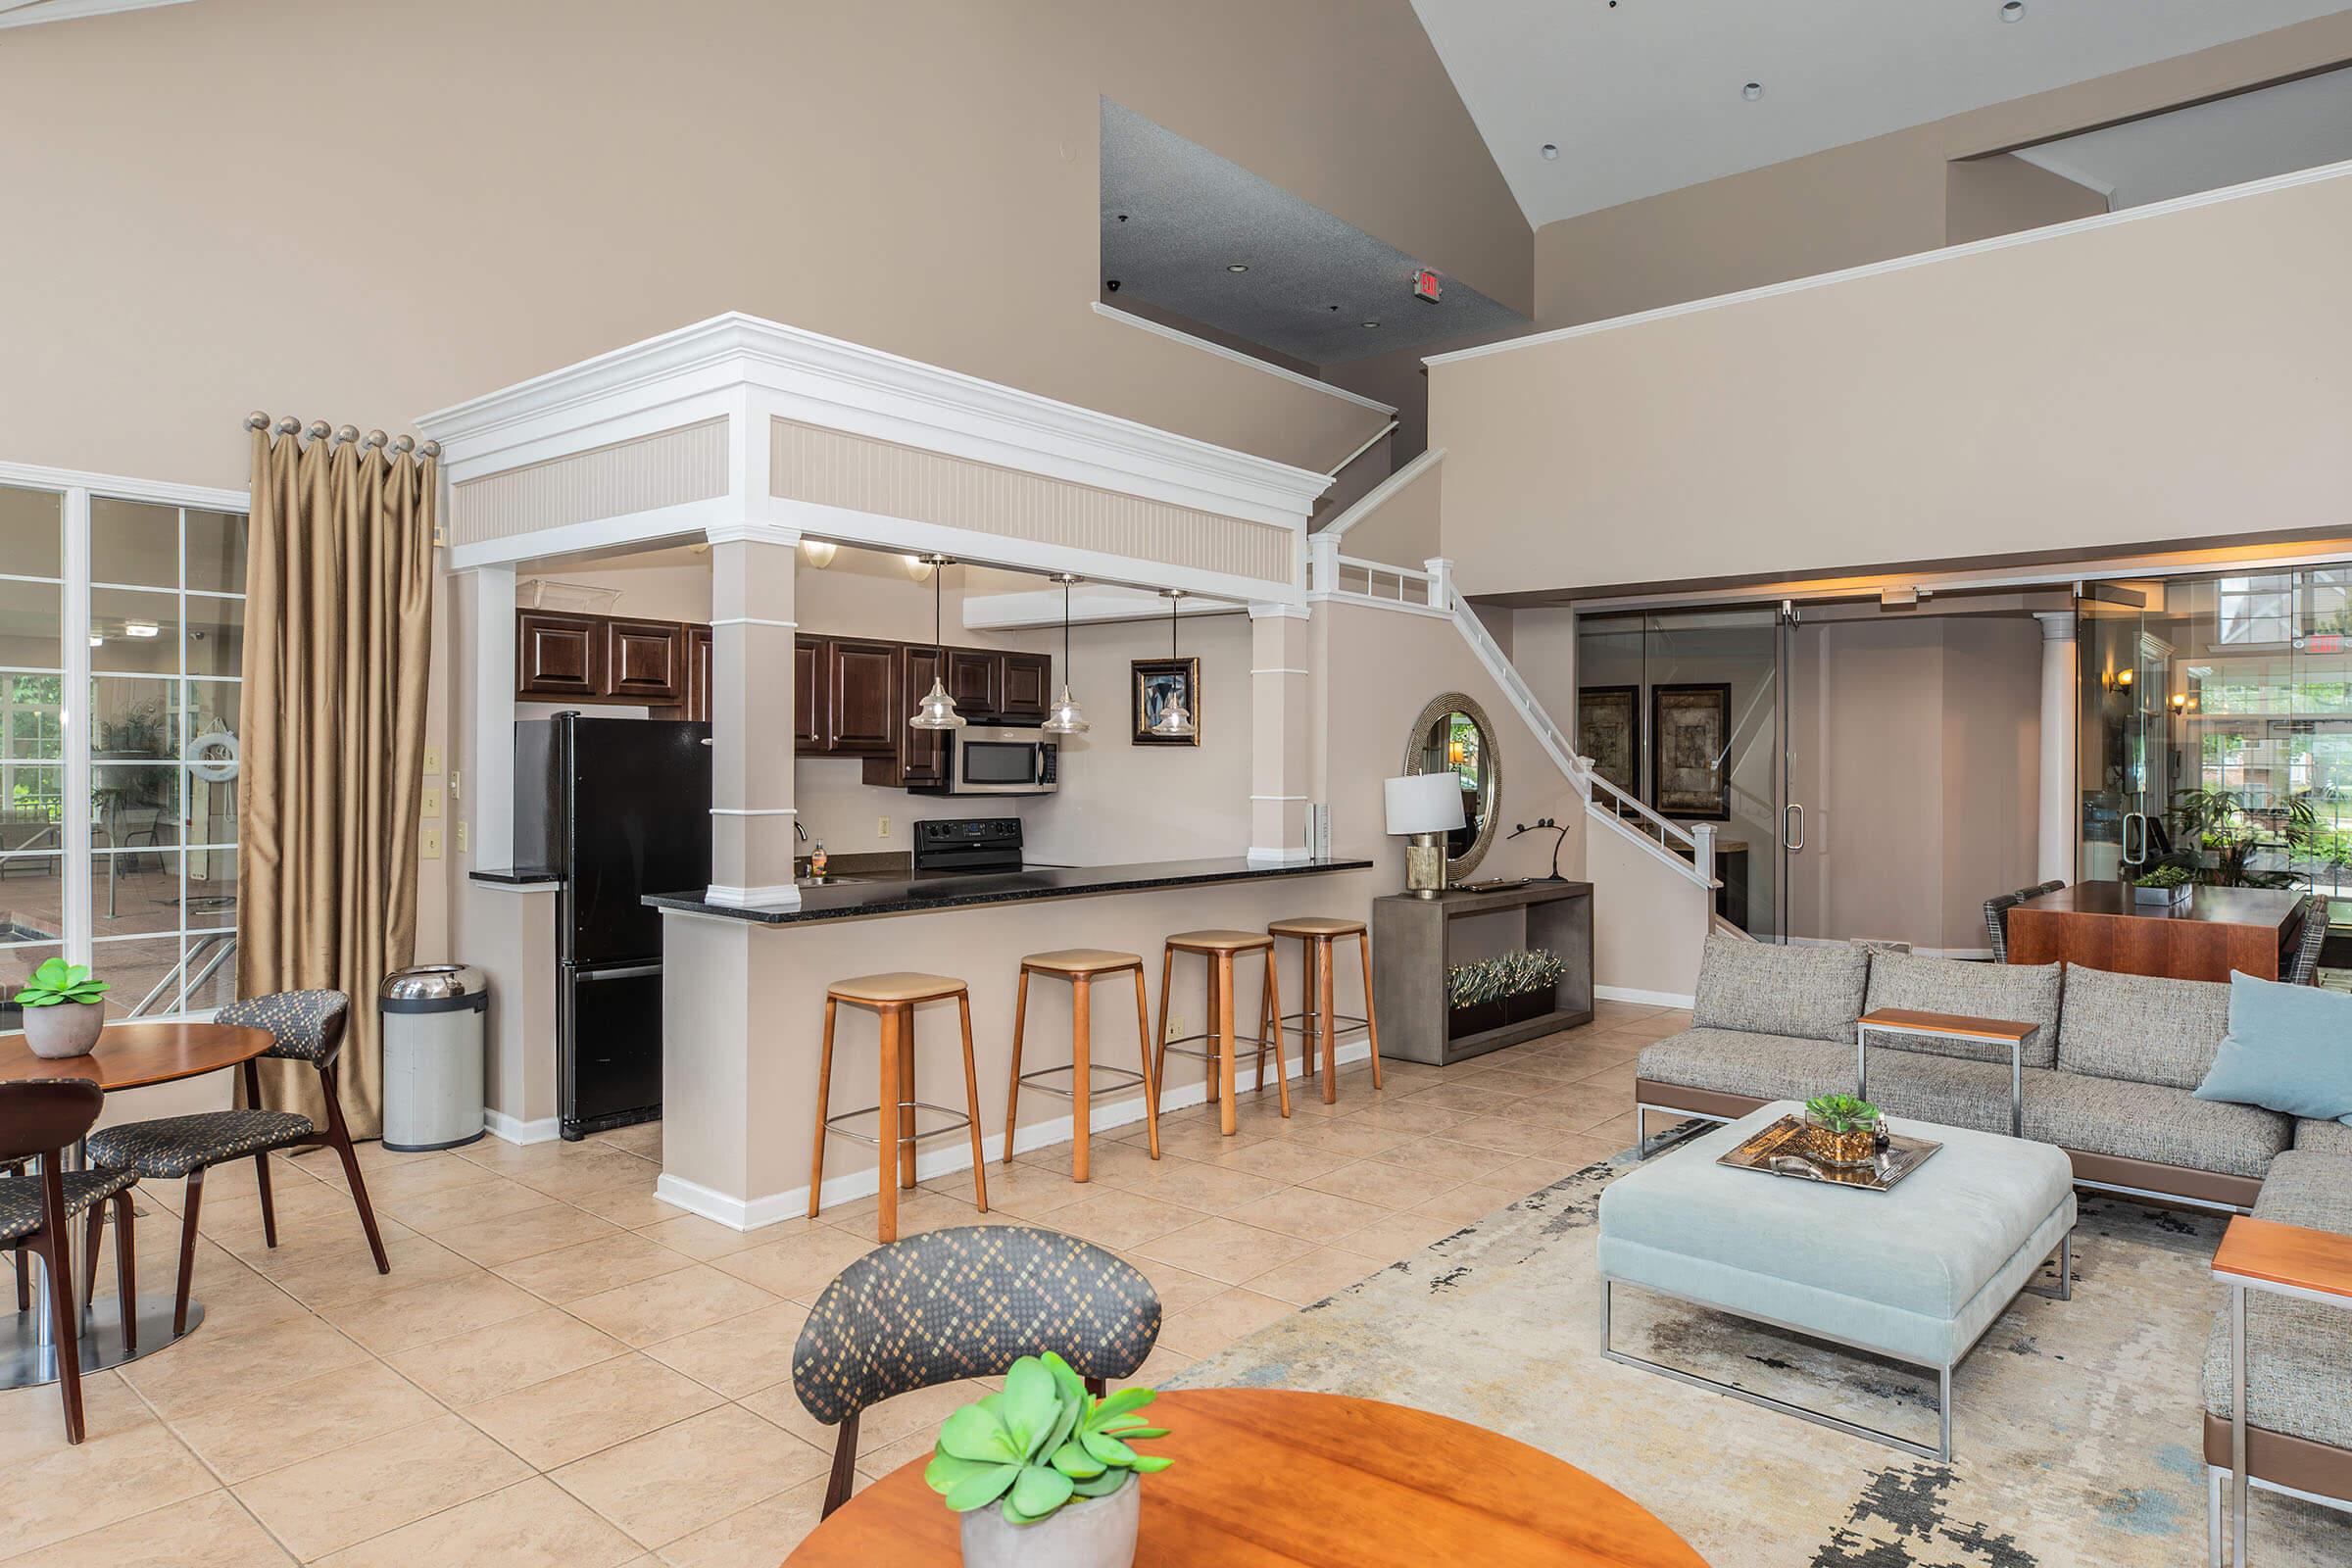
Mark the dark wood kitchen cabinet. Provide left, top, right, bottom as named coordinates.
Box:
left=605, top=617, right=685, bottom=704
left=1000, top=651, right=1052, bottom=723
left=683, top=623, right=712, bottom=723
left=821, top=637, right=900, bottom=756
left=793, top=636, right=822, bottom=747
left=863, top=644, right=948, bottom=789
left=516, top=610, right=605, bottom=700
left=945, top=648, right=1001, bottom=720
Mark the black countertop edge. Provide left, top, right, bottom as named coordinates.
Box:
left=468, top=867, right=563, bottom=886
left=643, top=858, right=1377, bottom=925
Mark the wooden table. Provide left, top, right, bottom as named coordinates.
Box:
left=2211, top=1216, right=2352, bottom=1564
left=1856, top=1008, right=2040, bottom=1137
left=784, top=1388, right=1708, bottom=1566
left=2, top=1021, right=273, bottom=1392
left=2005, top=883, right=2303, bottom=982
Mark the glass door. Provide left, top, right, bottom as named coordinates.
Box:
left=2292, top=568, right=2352, bottom=914
left=2076, top=583, right=2154, bottom=884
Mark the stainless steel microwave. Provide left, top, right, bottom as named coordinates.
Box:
left=929, top=725, right=1059, bottom=796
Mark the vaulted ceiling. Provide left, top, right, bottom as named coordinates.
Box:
left=1412, top=0, right=2352, bottom=226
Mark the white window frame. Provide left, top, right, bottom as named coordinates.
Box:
left=1, top=460, right=248, bottom=1018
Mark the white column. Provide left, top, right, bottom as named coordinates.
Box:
left=2035, top=612, right=2077, bottom=886
left=1248, top=602, right=1312, bottom=864
left=705, top=522, right=800, bottom=906
left=469, top=564, right=517, bottom=874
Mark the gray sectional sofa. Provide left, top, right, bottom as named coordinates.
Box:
left=1635, top=934, right=2352, bottom=1532
left=1632, top=934, right=2336, bottom=1210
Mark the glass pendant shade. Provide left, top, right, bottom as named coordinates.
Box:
left=1040, top=573, right=1089, bottom=735
left=907, top=555, right=964, bottom=729
left=1151, top=586, right=1195, bottom=737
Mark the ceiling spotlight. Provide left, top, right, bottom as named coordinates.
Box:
left=1226, top=264, right=1249, bottom=272
left=1742, top=82, right=1763, bottom=101
left=124, top=619, right=159, bottom=638
left=1361, top=320, right=1380, bottom=329
left=2000, top=1, right=2025, bottom=19
left=1541, top=143, right=1559, bottom=161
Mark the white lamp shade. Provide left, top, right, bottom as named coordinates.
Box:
left=1385, top=772, right=1466, bottom=836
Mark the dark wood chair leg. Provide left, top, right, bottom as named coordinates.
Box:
left=173, top=1165, right=205, bottom=1337
left=1085, top=1375, right=1107, bottom=1397
left=39, top=1181, right=83, bottom=1444
left=113, top=1191, right=135, bottom=1353
left=253, top=1151, right=277, bottom=1249
left=820, top=1410, right=860, bottom=1519
left=12, top=1244, right=25, bottom=1312
left=318, top=1063, right=389, bottom=1274
left=83, top=1200, right=104, bottom=1301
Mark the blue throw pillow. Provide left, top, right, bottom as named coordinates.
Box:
left=2193, top=970, right=2352, bottom=1123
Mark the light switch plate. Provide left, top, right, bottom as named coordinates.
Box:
left=419, top=826, right=443, bottom=859
left=420, top=786, right=443, bottom=819
left=456, top=820, right=468, bottom=854
left=877, top=815, right=890, bottom=839
left=422, top=746, right=443, bottom=776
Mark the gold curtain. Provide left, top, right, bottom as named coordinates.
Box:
left=237, top=416, right=436, bottom=1138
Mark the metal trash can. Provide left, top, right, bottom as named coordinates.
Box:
left=379, top=963, right=489, bottom=1152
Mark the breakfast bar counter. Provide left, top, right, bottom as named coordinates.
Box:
left=644, top=856, right=1373, bottom=925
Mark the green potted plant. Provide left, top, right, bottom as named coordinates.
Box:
left=13, top=957, right=110, bottom=1058
left=2130, top=862, right=2195, bottom=906
left=924, top=1350, right=1170, bottom=1568
left=1800, top=1093, right=1882, bottom=1169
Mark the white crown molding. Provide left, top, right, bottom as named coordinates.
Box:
left=1426, top=157, right=2352, bottom=369
left=1247, top=601, right=1312, bottom=621
left=703, top=520, right=801, bottom=549
left=1089, top=302, right=1397, bottom=417
left=416, top=312, right=1333, bottom=528
left=958, top=583, right=1241, bottom=631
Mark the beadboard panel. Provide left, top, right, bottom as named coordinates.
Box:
left=769, top=417, right=1293, bottom=583
left=449, top=416, right=728, bottom=547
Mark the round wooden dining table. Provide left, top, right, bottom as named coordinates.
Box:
left=783, top=1388, right=1709, bottom=1566
left=2, top=1020, right=275, bottom=1391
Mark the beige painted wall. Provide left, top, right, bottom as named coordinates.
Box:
left=0, top=0, right=1518, bottom=494
left=1331, top=453, right=1444, bottom=571
left=1434, top=165, right=2352, bottom=598
left=1530, top=14, right=2352, bottom=328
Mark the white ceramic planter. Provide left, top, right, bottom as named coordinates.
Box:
left=958, top=1475, right=1140, bottom=1568
left=23, top=1001, right=104, bottom=1058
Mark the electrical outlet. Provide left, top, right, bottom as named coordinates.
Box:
left=419, top=826, right=443, bottom=859
left=422, top=746, right=443, bottom=776
left=455, top=820, right=468, bottom=854
left=449, top=770, right=462, bottom=802
left=1166, top=1013, right=1185, bottom=1042
left=420, top=785, right=443, bottom=819
left=877, top=815, right=891, bottom=839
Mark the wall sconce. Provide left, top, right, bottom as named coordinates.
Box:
left=2115, top=667, right=2133, bottom=689
left=905, top=555, right=935, bottom=583
left=801, top=539, right=837, bottom=569
left=2171, top=693, right=2187, bottom=712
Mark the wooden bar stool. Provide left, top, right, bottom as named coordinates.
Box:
left=1263, top=916, right=1383, bottom=1103
left=1003, top=949, right=1159, bottom=1182
left=808, top=972, right=988, bottom=1244
left=1155, top=930, right=1286, bottom=1136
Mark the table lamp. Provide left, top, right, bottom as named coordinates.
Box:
left=1386, top=772, right=1466, bottom=899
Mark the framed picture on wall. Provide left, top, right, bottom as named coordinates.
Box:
left=1651, top=682, right=1731, bottom=820
left=1576, top=685, right=1640, bottom=800
left=1131, top=657, right=1200, bottom=746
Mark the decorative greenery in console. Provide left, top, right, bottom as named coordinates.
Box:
left=1446, top=948, right=1566, bottom=1009
left=2132, top=864, right=2194, bottom=890
left=924, top=1351, right=1171, bottom=1525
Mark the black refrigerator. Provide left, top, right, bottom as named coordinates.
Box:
left=514, top=712, right=711, bottom=1140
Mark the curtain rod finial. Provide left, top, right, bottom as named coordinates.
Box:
left=419, top=440, right=442, bottom=459
left=362, top=428, right=388, bottom=451
left=244, top=411, right=270, bottom=431
left=305, top=419, right=331, bottom=441
left=391, top=433, right=415, bottom=455
left=334, top=423, right=359, bottom=444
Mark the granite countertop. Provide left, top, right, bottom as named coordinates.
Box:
left=644, top=857, right=1375, bottom=925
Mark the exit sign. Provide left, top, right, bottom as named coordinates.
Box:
left=1410, top=269, right=1443, bottom=303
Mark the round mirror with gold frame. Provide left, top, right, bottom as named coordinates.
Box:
left=1403, top=692, right=1500, bottom=881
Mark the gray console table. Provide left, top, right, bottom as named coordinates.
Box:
left=1372, top=881, right=1594, bottom=1065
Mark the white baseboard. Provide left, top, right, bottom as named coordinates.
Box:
left=483, top=1108, right=562, bottom=1146
left=1594, top=984, right=1696, bottom=1009
left=658, top=1038, right=1374, bottom=1232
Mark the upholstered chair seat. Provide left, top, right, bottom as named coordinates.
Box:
left=85, top=1108, right=317, bottom=1180
left=0, top=1165, right=137, bottom=1243
left=3, top=1077, right=137, bottom=1444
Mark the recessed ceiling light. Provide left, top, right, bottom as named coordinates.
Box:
left=124, top=620, right=159, bottom=638
left=1361, top=320, right=1380, bottom=329
left=2000, top=1, right=2025, bottom=19
left=1226, top=264, right=1249, bottom=272
left=1541, top=143, right=1559, bottom=160
left=1742, top=81, right=1763, bottom=101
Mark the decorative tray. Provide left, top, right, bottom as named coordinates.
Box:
left=1715, top=1115, right=1941, bottom=1193
left=1455, top=878, right=1529, bottom=894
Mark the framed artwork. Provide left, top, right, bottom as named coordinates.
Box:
left=1576, top=685, right=1640, bottom=800
left=1131, top=657, right=1200, bottom=746
left=1650, top=682, right=1731, bottom=821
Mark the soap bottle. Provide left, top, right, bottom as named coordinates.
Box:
left=809, top=839, right=828, bottom=880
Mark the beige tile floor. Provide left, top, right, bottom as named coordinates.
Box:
left=0, top=1001, right=1688, bottom=1566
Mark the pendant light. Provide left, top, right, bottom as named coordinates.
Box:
left=908, top=554, right=965, bottom=731
left=1041, top=572, right=1090, bottom=735
left=1150, top=588, right=1195, bottom=739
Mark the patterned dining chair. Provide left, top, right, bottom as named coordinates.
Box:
left=2, top=1078, right=139, bottom=1444
left=1983, top=890, right=2026, bottom=963
left=84, top=990, right=387, bottom=1333
left=791, top=1226, right=1162, bottom=1518
left=2288, top=896, right=2329, bottom=985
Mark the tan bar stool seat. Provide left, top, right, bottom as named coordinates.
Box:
left=808, top=971, right=988, bottom=1243
left=1157, top=929, right=1286, bottom=1136
left=1264, top=915, right=1383, bottom=1103
left=1004, top=949, right=1158, bottom=1183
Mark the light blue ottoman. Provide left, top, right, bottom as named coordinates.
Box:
left=1597, top=1100, right=2076, bottom=1460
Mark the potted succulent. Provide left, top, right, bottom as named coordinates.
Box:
left=13, top=957, right=110, bottom=1058
left=1800, top=1093, right=1883, bottom=1169
left=924, top=1351, right=1171, bottom=1568
left=2130, top=862, right=2195, bottom=906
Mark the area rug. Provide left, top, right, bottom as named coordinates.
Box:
left=1165, top=1145, right=2346, bottom=1566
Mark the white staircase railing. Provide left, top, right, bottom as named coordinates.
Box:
left=1426, top=558, right=1717, bottom=893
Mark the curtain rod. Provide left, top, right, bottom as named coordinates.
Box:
left=243, top=411, right=440, bottom=459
